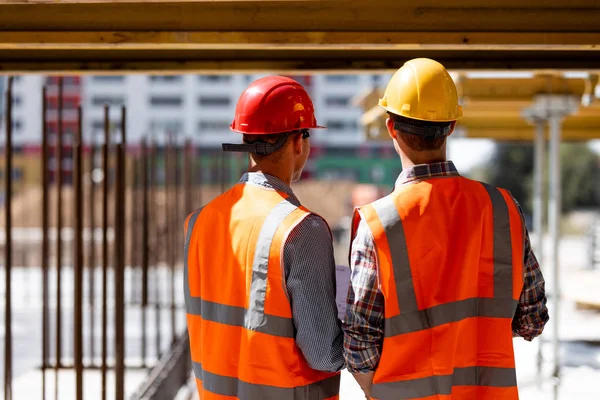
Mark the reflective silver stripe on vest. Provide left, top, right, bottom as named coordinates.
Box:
left=371, top=196, right=418, bottom=313
left=374, top=183, right=516, bottom=338
left=371, top=366, right=517, bottom=399
left=192, top=362, right=340, bottom=399
left=384, top=297, right=518, bottom=337
left=245, top=200, right=298, bottom=332
left=183, top=201, right=299, bottom=338
left=481, top=183, right=514, bottom=299
left=184, top=207, right=203, bottom=313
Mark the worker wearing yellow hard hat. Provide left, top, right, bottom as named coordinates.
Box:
left=343, top=58, right=548, bottom=399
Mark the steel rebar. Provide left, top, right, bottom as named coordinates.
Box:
left=101, top=105, right=110, bottom=400
left=74, top=106, right=84, bottom=400
left=55, top=77, right=64, bottom=394
left=41, top=85, right=50, bottom=400
left=114, top=107, right=127, bottom=400
left=4, top=75, right=14, bottom=400
left=141, top=138, right=149, bottom=367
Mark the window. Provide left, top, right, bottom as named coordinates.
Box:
left=372, top=75, right=382, bottom=86
left=63, top=99, right=80, bottom=109
left=198, top=96, right=231, bottom=107
left=12, top=96, right=22, bottom=106
left=10, top=120, right=23, bottom=133
left=325, top=120, right=358, bottom=132
left=93, top=76, right=125, bottom=83
left=150, top=75, right=183, bottom=83
left=149, top=96, right=183, bottom=107
left=325, top=96, right=349, bottom=107
left=91, top=120, right=117, bottom=132
left=0, top=168, right=23, bottom=180
left=198, top=120, right=230, bottom=132
left=92, top=96, right=125, bottom=107
left=326, top=75, right=358, bottom=84
left=45, top=76, right=81, bottom=85
left=198, top=75, right=232, bottom=83
left=149, top=120, right=183, bottom=133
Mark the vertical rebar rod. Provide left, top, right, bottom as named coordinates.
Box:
left=4, top=75, right=14, bottom=400
left=220, top=152, right=226, bottom=194
left=151, top=139, right=161, bottom=358
left=41, top=85, right=50, bottom=400
left=164, top=136, right=173, bottom=343
left=141, top=138, right=149, bottom=367
left=74, top=106, right=84, bottom=400
left=114, top=107, right=127, bottom=400
left=51, top=76, right=63, bottom=400
left=88, top=129, right=97, bottom=366
left=129, top=157, right=139, bottom=305
left=55, top=77, right=64, bottom=391
left=114, top=142, right=126, bottom=400
left=196, top=144, right=202, bottom=208
left=101, top=105, right=110, bottom=400
left=184, top=139, right=192, bottom=216
left=169, top=136, right=176, bottom=344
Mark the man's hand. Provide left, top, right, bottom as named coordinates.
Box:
left=352, top=371, right=375, bottom=399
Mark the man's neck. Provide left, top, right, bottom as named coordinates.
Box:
left=400, top=152, right=447, bottom=169
left=248, top=164, right=293, bottom=186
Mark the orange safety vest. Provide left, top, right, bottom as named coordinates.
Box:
left=184, top=182, right=340, bottom=400
left=352, top=176, right=524, bottom=400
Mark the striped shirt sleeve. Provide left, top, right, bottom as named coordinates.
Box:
left=283, top=214, right=345, bottom=372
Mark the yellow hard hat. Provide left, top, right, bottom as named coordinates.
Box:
left=379, top=58, right=463, bottom=122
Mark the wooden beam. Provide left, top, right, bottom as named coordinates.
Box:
left=2, top=1, right=600, bottom=32
left=462, top=128, right=599, bottom=141
left=1, top=31, right=599, bottom=51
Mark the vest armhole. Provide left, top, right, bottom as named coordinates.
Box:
left=274, top=207, right=313, bottom=303
left=350, top=205, right=382, bottom=289
left=497, top=188, right=527, bottom=293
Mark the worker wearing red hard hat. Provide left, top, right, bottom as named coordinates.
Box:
left=343, top=59, right=549, bottom=399
left=184, top=76, right=343, bottom=399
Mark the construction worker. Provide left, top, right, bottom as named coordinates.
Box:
left=184, top=76, right=343, bottom=399
left=343, top=58, right=549, bottom=399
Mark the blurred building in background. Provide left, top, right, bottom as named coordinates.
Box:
left=0, top=73, right=405, bottom=189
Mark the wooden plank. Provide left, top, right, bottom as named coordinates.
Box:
left=1, top=31, right=599, bottom=50
left=1, top=1, right=600, bottom=32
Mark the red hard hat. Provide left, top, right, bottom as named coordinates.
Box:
left=230, top=76, right=324, bottom=135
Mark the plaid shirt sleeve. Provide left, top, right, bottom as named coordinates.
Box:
left=511, top=198, right=550, bottom=341
left=343, top=218, right=384, bottom=373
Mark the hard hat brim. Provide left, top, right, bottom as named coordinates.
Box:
left=230, top=125, right=326, bottom=135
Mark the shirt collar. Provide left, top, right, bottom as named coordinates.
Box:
left=239, top=172, right=300, bottom=204
left=395, top=161, right=460, bottom=188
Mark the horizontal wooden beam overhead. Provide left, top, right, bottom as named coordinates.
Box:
left=460, top=128, right=599, bottom=141
left=1, top=32, right=599, bottom=51
left=0, top=1, right=599, bottom=72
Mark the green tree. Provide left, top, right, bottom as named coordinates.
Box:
left=474, top=142, right=599, bottom=215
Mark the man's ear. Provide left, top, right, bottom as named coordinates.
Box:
left=386, top=118, right=398, bottom=140
left=292, top=132, right=304, bottom=155
left=447, top=121, right=457, bottom=137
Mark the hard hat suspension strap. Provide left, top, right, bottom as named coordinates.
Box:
left=391, top=115, right=452, bottom=139
left=222, top=131, right=291, bottom=155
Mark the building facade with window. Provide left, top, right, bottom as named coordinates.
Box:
left=1, top=73, right=400, bottom=187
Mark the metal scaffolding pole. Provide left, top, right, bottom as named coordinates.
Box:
left=534, top=119, right=547, bottom=376
left=548, top=114, right=562, bottom=380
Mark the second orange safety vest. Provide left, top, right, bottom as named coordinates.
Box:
left=352, top=176, right=524, bottom=400
left=184, top=182, right=340, bottom=400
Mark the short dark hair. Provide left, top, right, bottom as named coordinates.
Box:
left=389, top=113, right=452, bottom=151
left=243, top=130, right=303, bottom=162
